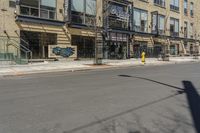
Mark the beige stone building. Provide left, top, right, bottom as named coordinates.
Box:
left=131, top=0, right=200, bottom=57
left=0, top=0, right=97, bottom=63
left=0, top=0, right=199, bottom=64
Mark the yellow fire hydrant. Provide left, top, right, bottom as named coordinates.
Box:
left=141, top=51, right=146, bottom=64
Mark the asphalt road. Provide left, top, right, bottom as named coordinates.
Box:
left=0, top=62, right=200, bottom=133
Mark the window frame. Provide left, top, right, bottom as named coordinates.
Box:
left=70, top=0, right=96, bottom=26
left=9, top=0, right=17, bottom=8
left=170, top=17, right=179, bottom=37
left=133, top=8, right=148, bottom=33
left=190, top=2, right=194, bottom=17
left=184, top=21, right=188, bottom=38
left=170, top=0, right=180, bottom=12
left=184, top=0, right=188, bottom=15
left=19, top=0, right=57, bottom=20
left=154, top=0, right=165, bottom=8
left=151, top=13, right=165, bottom=35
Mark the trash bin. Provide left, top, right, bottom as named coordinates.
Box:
left=162, top=54, right=169, bottom=61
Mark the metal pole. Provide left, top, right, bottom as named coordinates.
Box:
left=94, top=0, right=98, bottom=64
left=94, top=0, right=102, bottom=65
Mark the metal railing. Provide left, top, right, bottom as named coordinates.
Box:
left=10, top=38, right=32, bottom=61
left=133, top=25, right=148, bottom=33
left=170, top=32, right=179, bottom=37
left=0, top=36, right=32, bottom=64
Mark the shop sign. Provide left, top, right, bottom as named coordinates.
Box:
left=109, top=33, right=128, bottom=42
left=110, top=33, right=117, bottom=41
left=109, top=5, right=129, bottom=20
left=64, top=0, right=70, bottom=22
left=122, top=35, right=128, bottom=42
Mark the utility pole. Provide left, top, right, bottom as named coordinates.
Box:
left=94, top=0, right=104, bottom=65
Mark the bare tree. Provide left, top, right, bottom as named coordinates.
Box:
left=85, top=0, right=103, bottom=64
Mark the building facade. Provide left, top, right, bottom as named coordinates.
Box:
left=0, top=0, right=200, bottom=62
left=131, top=0, right=200, bottom=58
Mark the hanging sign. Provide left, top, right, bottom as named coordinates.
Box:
left=64, top=0, right=70, bottom=22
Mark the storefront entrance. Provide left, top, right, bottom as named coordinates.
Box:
left=20, top=31, right=57, bottom=59
left=71, top=35, right=95, bottom=59
left=170, top=45, right=176, bottom=55
left=104, top=32, right=129, bottom=59
left=105, top=41, right=127, bottom=59
left=153, top=45, right=163, bottom=57
left=133, top=42, right=154, bottom=58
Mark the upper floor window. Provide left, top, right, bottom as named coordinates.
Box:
left=107, top=2, right=130, bottom=30
left=170, top=0, right=179, bottom=11
left=184, top=0, right=188, bottom=15
left=170, top=18, right=179, bottom=37
left=190, top=2, right=194, bottom=17
left=152, top=14, right=165, bottom=35
left=184, top=21, right=188, bottom=38
left=40, top=0, right=56, bottom=19
left=20, top=0, right=56, bottom=20
left=190, top=23, right=194, bottom=38
left=154, top=0, right=165, bottom=7
left=9, top=0, right=16, bottom=8
left=133, top=8, right=148, bottom=32
left=140, top=0, right=148, bottom=2
left=71, top=0, right=96, bottom=25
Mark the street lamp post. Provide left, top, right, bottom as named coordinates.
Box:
left=194, top=34, right=199, bottom=59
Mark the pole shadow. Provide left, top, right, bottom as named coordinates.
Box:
left=182, top=81, right=200, bottom=133
left=62, top=75, right=200, bottom=133
left=119, top=75, right=200, bottom=133
left=62, top=76, right=184, bottom=133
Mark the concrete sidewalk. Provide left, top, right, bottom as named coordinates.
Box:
left=0, top=56, right=199, bottom=76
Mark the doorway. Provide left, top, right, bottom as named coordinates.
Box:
left=106, top=41, right=127, bottom=59
left=20, top=31, right=57, bottom=59
left=71, top=35, right=95, bottom=59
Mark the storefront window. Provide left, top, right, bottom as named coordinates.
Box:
left=72, top=35, right=95, bottom=58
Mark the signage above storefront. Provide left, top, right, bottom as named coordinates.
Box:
left=108, top=32, right=128, bottom=42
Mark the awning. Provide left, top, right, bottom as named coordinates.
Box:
left=16, top=15, right=65, bottom=26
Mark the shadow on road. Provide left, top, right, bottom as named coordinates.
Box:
left=119, top=75, right=200, bottom=133
left=63, top=75, right=200, bottom=133
left=183, top=81, right=200, bottom=133
left=63, top=76, right=186, bottom=133
left=64, top=92, right=181, bottom=133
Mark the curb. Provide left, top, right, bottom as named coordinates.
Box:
left=0, top=60, right=199, bottom=77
